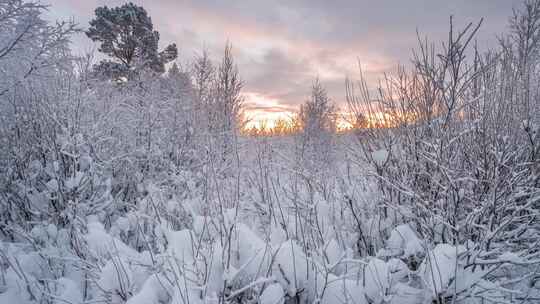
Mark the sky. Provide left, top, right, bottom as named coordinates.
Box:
left=45, top=0, right=521, bottom=127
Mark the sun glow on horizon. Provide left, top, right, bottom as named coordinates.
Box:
left=243, top=92, right=296, bottom=130
left=241, top=93, right=403, bottom=135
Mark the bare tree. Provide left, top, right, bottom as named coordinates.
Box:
left=346, top=8, right=540, bottom=303
left=0, top=0, right=77, bottom=96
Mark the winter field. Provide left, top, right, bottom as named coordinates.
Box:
left=1, top=0, right=540, bottom=304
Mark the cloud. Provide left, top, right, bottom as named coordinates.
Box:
left=46, top=0, right=521, bottom=115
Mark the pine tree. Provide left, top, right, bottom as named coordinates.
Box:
left=86, top=2, right=177, bottom=79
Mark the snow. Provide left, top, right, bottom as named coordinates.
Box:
left=498, top=252, right=524, bottom=264
left=260, top=283, right=285, bottom=304
left=46, top=179, right=59, bottom=191
left=388, top=283, right=426, bottom=304
left=321, top=277, right=367, bottom=304
left=325, top=238, right=342, bottom=267
left=65, top=171, right=84, bottom=190
left=419, top=243, right=464, bottom=297
left=46, top=223, right=58, bottom=240
left=445, top=267, right=490, bottom=297
left=269, top=222, right=287, bottom=245
left=364, top=258, right=391, bottom=304
left=171, top=275, right=203, bottom=304
left=371, top=149, right=389, bottom=166
left=387, top=258, right=409, bottom=282
left=380, top=223, right=423, bottom=258
left=126, top=275, right=171, bottom=304
left=115, top=216, right=131, bottom=232
left=205, top=242, right=225, bottom=295
left=273, top=240, right=309, bottom=297
left=97, top=257, right=134, bottom=300
left=86, top=221, right=139, bottom=259
left=193, top=215, right=218, bottom=240
left=230, top=223, right=272, bottom=284
left=1, top=2, right=538, bottom=302
left=166, top=229, right=196, bottom=265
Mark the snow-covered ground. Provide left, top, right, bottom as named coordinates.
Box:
left=1, top=1, right=539, bottom=303
left=1, top=135, right=538, bottom=304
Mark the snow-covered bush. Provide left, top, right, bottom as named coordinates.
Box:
left=346, top=4, right=540, bottom=303
left=1, top=0, right=539, bottom=304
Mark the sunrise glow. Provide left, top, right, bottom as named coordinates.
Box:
left=242, top=102, right=402, bottom=135
left=243, top=92, right=296, bottom=130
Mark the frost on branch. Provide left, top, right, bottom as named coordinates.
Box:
left=0, top=0, right=539, bottom=304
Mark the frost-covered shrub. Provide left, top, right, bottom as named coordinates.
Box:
left=1, top=1, right=539, bottom=304
left=345, top=2, right=540, bottom=303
